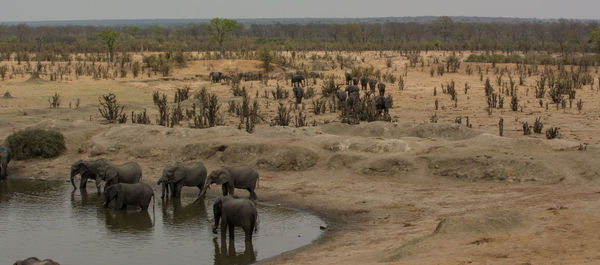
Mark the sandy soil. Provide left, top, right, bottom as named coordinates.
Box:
left=1, top=51, right=600, bottom=264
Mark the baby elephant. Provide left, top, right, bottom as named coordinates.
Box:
left=14, top=257, right=60, bottom=265
left=104, top=183, right=154, bottom=211
left=213, top=195, right=258, bottom=241
left=202, top=166, right=259, bottom=200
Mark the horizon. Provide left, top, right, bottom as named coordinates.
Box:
left=2, top=0, right=599, bottom=23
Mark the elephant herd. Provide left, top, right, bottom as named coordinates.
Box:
left=1, top=151, right=260, bottom=242
left=69, top=158, right=260, bottom=241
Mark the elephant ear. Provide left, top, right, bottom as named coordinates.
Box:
left=172, top=167, right=186, bottom=183
left=214, top=169, right=231, bottom=185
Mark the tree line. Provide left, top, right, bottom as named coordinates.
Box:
left=0, top=17, right=599, bottom=57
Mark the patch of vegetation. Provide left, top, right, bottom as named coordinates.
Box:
left=5, top=129, right=66, bottom=160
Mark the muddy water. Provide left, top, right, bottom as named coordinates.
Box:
left=0, top=180, right=323, bottom=265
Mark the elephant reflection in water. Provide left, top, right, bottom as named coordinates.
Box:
left=104, top=210, right=153, bottom=232
left=213, top=237, right=256, bottom=265
left=161, top=197, right=207, bottom=225
left=71, top=189, right=103, bottom=207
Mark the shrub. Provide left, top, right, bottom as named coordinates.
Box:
left=98, top=93, right=126, bottom=123
left=5, top=129, right=66, bottom=160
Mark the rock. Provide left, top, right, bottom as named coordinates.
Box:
left=320, top=224, right=328, bottom=230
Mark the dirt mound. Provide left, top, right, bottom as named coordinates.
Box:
left=326, top=154, right=364, bottom=169
left=320, top=122, right=480, bottom=141
left=320, top=136, right=410, bottom=153
left=427, top=154, right=559, bottom=183
left=383, top=210, right=528, bottom=262
left=359, top=157, right=415, bottom=176
left=221, top=143, right=273, bottom=164
left=254, top=126, right=322, bottom=138
left=2, top=92, right=12, bottom=98
left=256, top=146, right=319, bottom=171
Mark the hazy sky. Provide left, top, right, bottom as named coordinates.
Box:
left=1, top=0, right=599, bottom=22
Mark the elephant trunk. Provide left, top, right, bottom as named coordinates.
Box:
left=1, top=160, right=6, bottom=180
left=70, top=170, right=77, bottom=189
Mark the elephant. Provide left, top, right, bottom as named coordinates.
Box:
left=308, top=71, right=320, bottom=78
left=0, top=145, right=12, bottom=181
left=104, top=183, right=154, bottom=211
left=156, top=162, right=207, bottom=198
left=369, top=79, right=378, bottom=93
left=360, top=76, right=368, bottom=90
left=291, top=75, right=305, bottom=87
left=345, top=85, right=360, bottom=107
left=98, top=161, right=142, bottom=191
left=13, top=257, right=60, bottom=265
left=378, top=82, right=386, bottom=96
left=212, top=195, right=258, bottom=241
left=209, top=72, right=223, bottom=83
left=70, top=158, right=111, bottom=190
left=293, top=86, right=304, bottom=104
left=352, top=78, right=359, bottom=86
left=344, top=72, right=353, bottom=85
left=201, top=166, right=259, bottom=200
left=375, top=96, right=392, bottom=115
left=213, top=237, right=256, bottom=265
left=336, top=90, right=347, bottom=108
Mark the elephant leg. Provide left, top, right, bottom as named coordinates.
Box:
left=221, top=184, right=228, bottom=196
left=160, top=184, right=166, bottom=199
left=248, top=188, right=257, bottom=200
left=95, top=179, right=102, bottom=192
left=221, top=219, right=228, bottom=239
left=244, top=226, right=252, bottom=242
left=228, top=223, right=235, bottom=240
left=80, top=177, right=87, bottom=189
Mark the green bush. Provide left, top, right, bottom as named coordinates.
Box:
left=5, top=129, right=66, bottom=160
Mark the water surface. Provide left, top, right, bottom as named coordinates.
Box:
left=0, top=180, right=323, bottom=265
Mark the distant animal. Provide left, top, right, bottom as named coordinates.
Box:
left=202, top=166, right=259, bottom=200
left=13, top=257, right=60, bottom=265
left=345, top=85, right=360, bottom=107
left=368, top=79, right=378, bottom=93
left=378, top=82, right=386, bottom=96
left=70, top=158, right=111, bottom=190
left=375, top=96, right=392, bottom=115
left=157, top=162, right=207, bottom=198
left=212, top=195, right=258, bottom=241
left=360, top=76, right=368, bottom=90
left=104, top=183, right=155, bottom=211
left=345, top=72, right=353, bottom=85
left=352, top=78, right=359, bottom=86
left=0, top=145, right=12, bottom=181
left=209, top=72, right=223, bottom=83
left=291, top=75, right=305, bottom=87
left=308, top=71, right=320, bottom=78
left=293, top=86, right=304, bottom=104
left=98, top=161, right=142, bottom=192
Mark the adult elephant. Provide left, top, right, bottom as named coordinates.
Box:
left=375, top=96, right=392, bottom=115
left=201, top=166, right=259, bottom=200
left=70, top=158, right=111, bottom=190
left=336, top=90, right=347, bottom=110
left=209, top=72, right=223, bottom=83
left=104, top=183, right=154, bottom=211
left=291, top=75, right=305, bottom=87
left=360, top=76, right=368, bottom=90
left=0, top=145, right=12, bottom=181
left=378, top=82, right=386, bottom=96
left=293, top=86, right=304, bottom=104
left=344, top=72, right=353, bottom=85
left=156, top=162, right=207, bottom=198
left=13, top=257, right=60, bottom=265
left=212, top=195, right=258, bottom=241
left=369, top=79, right=378, bottom=93
left=98, top=161, right=142, bottom=191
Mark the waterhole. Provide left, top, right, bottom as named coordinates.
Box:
left=0, top=180, right=324, bottom=265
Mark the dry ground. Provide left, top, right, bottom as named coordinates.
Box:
left=1, top=51, right=600, bottom=264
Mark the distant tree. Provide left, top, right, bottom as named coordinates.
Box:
left=207, top=18, right=238, bottom=55
left=99, top=30, right=120, bottom=62
left=431, top=16, right=455, bottom=42
left=590, top=27, right=600, bottom=53
left=257, top=45, right=273, bottom=72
